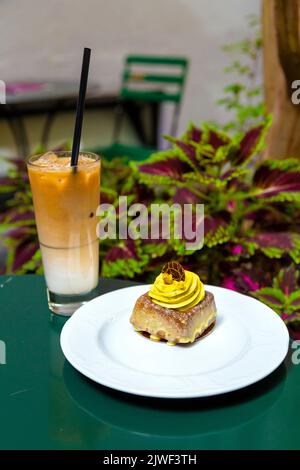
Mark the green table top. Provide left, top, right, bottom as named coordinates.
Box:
left=0, top=275, right=299, bottom=450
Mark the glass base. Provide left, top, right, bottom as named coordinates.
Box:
left=47, top=286, right=99, bottom=316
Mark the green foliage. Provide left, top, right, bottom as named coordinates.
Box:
left=99, top=120, right=299, bottom=327
left=254, top=266, right=300, bottom=323
left=1, top=119, right=300, bottom=332
left=217, top=14, right=266, bottom=132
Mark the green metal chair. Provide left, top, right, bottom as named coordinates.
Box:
left=97, top=55, right=189, bottom=161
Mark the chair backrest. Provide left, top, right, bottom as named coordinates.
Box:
left=121, top=55, right=188, bottom=103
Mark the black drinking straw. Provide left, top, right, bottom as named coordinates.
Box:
left=71, top=47, right=91, bottom=168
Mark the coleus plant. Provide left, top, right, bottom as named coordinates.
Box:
left=1, top=121, right=300, bottom=332
left=101, top=119, right=300, bottom=329
left=0, top=157, right=41, bottom=274
left=254, top=266, right=300, bottom=323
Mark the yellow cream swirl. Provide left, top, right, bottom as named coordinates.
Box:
left=149, top=270, right=205, bottom=310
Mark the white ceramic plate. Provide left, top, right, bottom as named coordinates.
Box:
left=60, top=285, right=289, bottom=399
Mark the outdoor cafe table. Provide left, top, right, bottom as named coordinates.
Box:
left=0, top=275, right=299, bottom=450
left=0, top=81, right=161, bottom=156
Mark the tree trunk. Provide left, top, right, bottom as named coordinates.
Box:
left=263, top=0, right=300, bottom=159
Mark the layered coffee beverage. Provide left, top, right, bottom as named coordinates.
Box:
left=27, top=151, right=101, bottom=315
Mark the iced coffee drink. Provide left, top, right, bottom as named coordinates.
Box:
left=27, top=151, right=101, bottom=315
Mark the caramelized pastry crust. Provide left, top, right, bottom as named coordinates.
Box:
left=130, top=291, right=217, bottom=344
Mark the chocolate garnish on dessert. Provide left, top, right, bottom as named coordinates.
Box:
left=162, top=261, right=185, bottom=283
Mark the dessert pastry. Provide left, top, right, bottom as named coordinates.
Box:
left=130, top=261, right=217, bottom=345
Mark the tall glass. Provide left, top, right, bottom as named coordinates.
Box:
left=27, top=151, right=101, bottom=315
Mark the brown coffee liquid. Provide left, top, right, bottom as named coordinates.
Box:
left=28, top=152, right=100, bottom=294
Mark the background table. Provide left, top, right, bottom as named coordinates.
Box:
left=0, top=275, right=299, bottom=450
left=0, top=81, right=161, bottom=155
